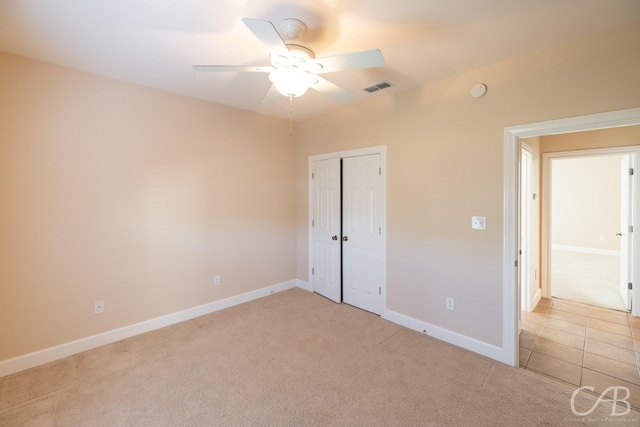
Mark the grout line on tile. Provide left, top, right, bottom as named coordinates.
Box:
left=523, top=296, right=640, bottom=387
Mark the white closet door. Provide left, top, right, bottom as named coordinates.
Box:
left=342, top=154, right=383, bottom=314
left=312, top=158, right=342, bottom=303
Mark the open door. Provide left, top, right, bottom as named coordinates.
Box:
left=620, top=154, right=634, bottom=311
left=520, top=146, right=533, bottom=312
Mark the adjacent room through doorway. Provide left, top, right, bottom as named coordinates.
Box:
left=512, top=118, right=640, bottom=394
left=548, top=153, right=630, bottom=312
left=505, top=109, right=640, bottom=370
left=517, top=124, right=640, bottom=318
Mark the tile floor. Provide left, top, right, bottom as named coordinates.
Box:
left=520, top=297, right=640, bottom=409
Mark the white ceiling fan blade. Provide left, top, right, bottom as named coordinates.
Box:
left=310, top=76, right=355, bottom=103
left=241, top=18, right=288, bottom=55
left=261, top=84, right=281, bottom=105
left=313, top=49, right=384, bottom=74
left=193, top=65, right=274, bottom=72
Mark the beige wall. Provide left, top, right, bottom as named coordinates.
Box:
left=540, top=126, right=640, bottom=253
left=540, top=125, right=640, bottom=153
left=295, top=22, right=640, bottom=347
left=535, top=126, right=640, bottom=296
left=2, top=20, right=640, bottom=364
left=0, top=52, right=296, bottom=361
left=551, top=156, right=624, bottom=250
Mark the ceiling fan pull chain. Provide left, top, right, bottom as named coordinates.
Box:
left=289, top=95, right=294, bottom=136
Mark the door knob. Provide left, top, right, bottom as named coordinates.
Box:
left=342, top=236, right=349, bottom=241
left=331, top=235, right=338, bottom=240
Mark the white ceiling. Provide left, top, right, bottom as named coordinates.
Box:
left=1, top=0, right=639, bottom=121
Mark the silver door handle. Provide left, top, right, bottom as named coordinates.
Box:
left=331, top=235, right=338, bottom=240
left=617, top=233, right=623, bottom=237
left=342, top=236, right=349, bottom=241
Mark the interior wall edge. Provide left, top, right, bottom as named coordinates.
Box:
left=295, top=279, right=312, bottom=292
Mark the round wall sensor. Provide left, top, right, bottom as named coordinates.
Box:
left=471, top=83, right=487, bottom=98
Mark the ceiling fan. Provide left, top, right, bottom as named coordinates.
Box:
left=193, top=18, right=385, bottom=104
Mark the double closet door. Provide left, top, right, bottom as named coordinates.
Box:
left=311, top=154, right=384, bottom=315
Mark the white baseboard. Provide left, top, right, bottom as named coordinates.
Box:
left=552, top=244, right=620, bottom=257
left=382, top=309, right=505, bottom=363
left=296, top=279, right=312, bottom=292
left=531, top=288, right=542, bottom=310
left=0, top=279, right=298, bottom=377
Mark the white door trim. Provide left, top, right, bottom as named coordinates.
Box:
left=503, top=107, right=640, bottom=367
left=308, top=145, right=387, bottom=315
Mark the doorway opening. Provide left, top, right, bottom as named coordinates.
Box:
left=502, top=107, right=640, bottom=367
left=516, top=134, right=640, bottom=393
left=544, top=150, right=635, bottom=312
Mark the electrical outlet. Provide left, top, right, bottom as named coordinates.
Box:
left=214, top=275, right=221, bottom=286
left=445, top=297, right=455, bottom=311
left=471, top=216, right=486, bottom=230
left=94, top=300, right=104, bottom=314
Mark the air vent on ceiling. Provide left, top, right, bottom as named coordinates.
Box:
left=362, top=81, right=391, bottom=93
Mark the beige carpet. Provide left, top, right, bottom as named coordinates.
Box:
left=552, top=249, right=627, bottom=311
left=2, top=288, right=639, bottom=426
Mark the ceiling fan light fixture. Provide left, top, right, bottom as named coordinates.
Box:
left=193, top=17, right=385, bottom=105
left=269, top=69, right=317, bottom=97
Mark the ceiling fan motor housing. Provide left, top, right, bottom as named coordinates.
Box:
left=272, top=44, right=317, bottom=71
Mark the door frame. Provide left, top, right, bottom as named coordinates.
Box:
left=502, top=107, right=640, bottom=367
left=308, top=145, right=388, bottom=315
left=541, top=148, right=638, bottom=303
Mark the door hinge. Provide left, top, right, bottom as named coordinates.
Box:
left=379, top=167, right=382, bottom=176
left=312, top=268, right=315, bottom=275
left=312, top=219, right=315, bottom=227
left=379, top=227, right=382, bottom=235
left=312, top=172, right=315, bottom=179
left=379, top=287, right=381, bottom=296
left=515, top=259, right=518, bottom=267
left=629, top=282, right=633, bottom=290
left=630, top=225, right=634, bottom=233
left=630, top=168, right=634, bottom=176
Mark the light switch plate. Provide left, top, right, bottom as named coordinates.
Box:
left=94, top=300, right=104, bottom=314
left=471, top=216, right=486, bottom=230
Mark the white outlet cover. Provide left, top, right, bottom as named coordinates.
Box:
left=446, top=297, right=455, bottom=311
left=471, top=216, right=486, bottom=230
left=94, top=300, right=104, bottom=314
